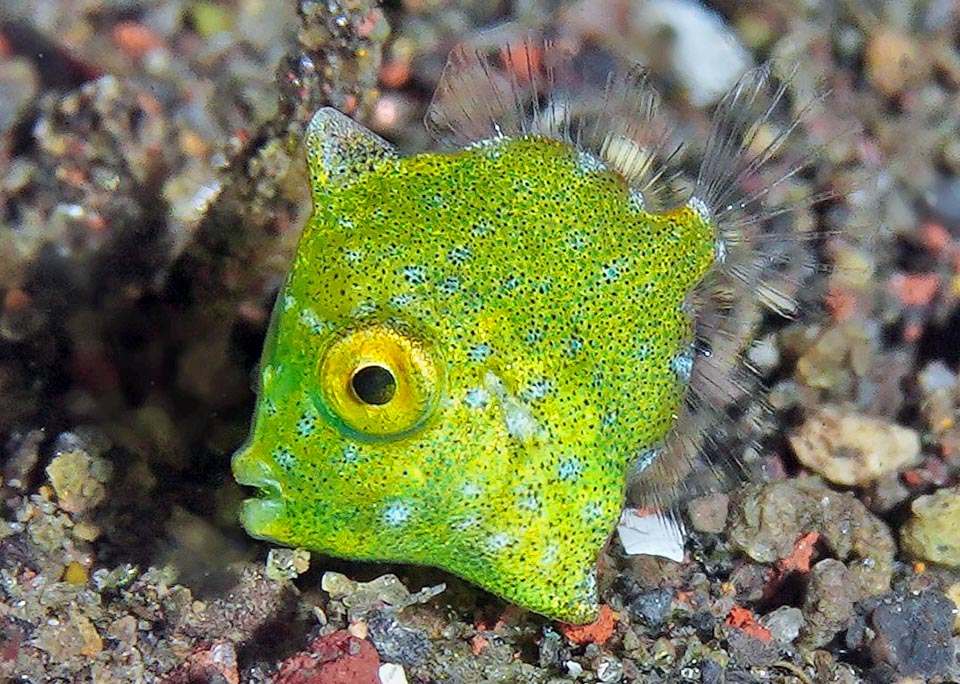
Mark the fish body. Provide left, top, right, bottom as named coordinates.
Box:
left=233, top=43, right=813, bottom=623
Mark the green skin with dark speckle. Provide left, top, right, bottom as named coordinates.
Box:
left=233, top=110, right=714, bottom=623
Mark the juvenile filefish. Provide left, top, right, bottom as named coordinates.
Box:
left=232, top=40, right=819, bottom=624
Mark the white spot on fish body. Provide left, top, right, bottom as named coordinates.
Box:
left=468, top=343, right=493, bottom=362
left=464, top=387, right=490, bottom=410
left=485, top=532, right=513, bottom=552
left=383, top=501, right=411, bottom=526
left=558, top=458, right=583, bottom=481
left=461, top=482, right=483, bottom=498
left=576, top=149, right=608, bottom=174
left=484, top=371, right=546, bottom=442
left=402, top=265, right=427, bottom=285
left=687, top=195, right=711, bottom=222
left=671, top=346, right=695, bottom=383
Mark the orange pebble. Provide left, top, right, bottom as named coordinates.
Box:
left=921, top=221, right=951, bottom=254
left=113, top=21, right=163, bottom=58
left=380, top=60, right=412, bottom=88
left=560, top=604, right=619, bottom=646
left=778, top=531, right=819, bottom=573
left=470, top=634, right=488, bottom=656
left=725, top=605, right=772, bottom=642
left=826, top=285, right=857, bottom=322
left=3, top=288, right=31, bottom=314
left=890, top=272, right=939, bottom=307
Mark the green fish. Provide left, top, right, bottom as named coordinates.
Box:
left=232, top=41, right=813, bottom=623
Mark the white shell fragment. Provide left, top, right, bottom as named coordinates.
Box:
left=616, top=508, right=686, bottom=562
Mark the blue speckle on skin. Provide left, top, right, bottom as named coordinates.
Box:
left=298, top=308, right=328, bottom=335
left=634, top=343, right=652, bottom=361
left=272, top=447, right=296, bottom=470
left=438, top=276, right=461, bottom=294
left=389, top=293, right=414, bottom=308
left=521, top=378, right=554, bottom=403
left=462, top=482, right=483, bottom=497
left=671, top=347, right=695, bottom=382
left=565, top=231, right=589, bottom=251
left=590, top=370, right=604, bottom=389
left=464, top=387, right=490, bottom=410
left=402, top=265, right=427, bottom=284
left=468, top=343, right=494, bottom=362
left=296, top=409, right=317, bottom=438
left=565, top=336, right=584, bottom=356
left=633, top=446, right=660, bottom=475
left=452, top=514, right=481, bottom=531
left=448, top=245, right=473, bottom=265
left=517, top=493, right=541, bottom=512
left=601, top=410, right=619, bottom=429
left=601, top=262, right=623, bottom=283
left=341, top=443, right=361, bottom=464
left=351, top=299, right=378, bottom=317
left=471, top=220, right=493, bottom=237
left=383, top=501, right=411, bottom=526
left=558, top=458, right=584, bottom=481
left=582, top=502, right=604, bottom=521
left=525, top=327, right=546, bottom=345
left=485, top=532, right=513, bottom=552
left=533, top=279, right=553, bottom=294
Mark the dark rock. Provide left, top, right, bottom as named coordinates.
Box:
left=699, top=658, right=723, bottom=684
left=366, top=610, right=431, bottom=667
left=622, top=584, right=674, bottom=626
left=802, top=558, right=857, bottom=648
left=847, top=591, right=955, bottom=678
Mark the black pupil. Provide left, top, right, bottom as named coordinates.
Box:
left=351, top=365, right=397, bottom=405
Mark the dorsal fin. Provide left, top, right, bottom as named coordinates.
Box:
left=305, top=107, right=398, bottom=199
left=426, top=36, right=681, bottom=212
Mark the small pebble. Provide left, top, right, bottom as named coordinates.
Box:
left=366, top=611, right=431, bottom=667
left=900, top=487, right=960, bottom=567
left=865, top=29, right=922, bottom=97
left=802, top=559, right=856, bottom=648
left=686, top=493, right=729, bottom=534
left=622, top=584, right=673, bottom=626
left=760, top=606, right=804, bottom=644
left=45, top=448, right=114, bottom=515
left=265, top=547, right=310, bottom=581
left=789, top=406, right=920, bottom=486
left=848, top=592, right=955, bottom=678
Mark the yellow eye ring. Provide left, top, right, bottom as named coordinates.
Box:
left=317, top=322, right=443, bottom=441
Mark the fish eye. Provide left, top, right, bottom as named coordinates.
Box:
left=317, top=322, right=443, bottom=441
left=351, top=364, right=397, bottom=405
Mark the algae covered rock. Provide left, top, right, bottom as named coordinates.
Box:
left=900, top=487, right=960, bottom=567
left=730, top=478, right=894, bottom=597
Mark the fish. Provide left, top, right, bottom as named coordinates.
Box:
left=232, top=39, right=822, bottom=624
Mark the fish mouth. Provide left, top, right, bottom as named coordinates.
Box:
left=231, top=445, right=285, bottom=538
